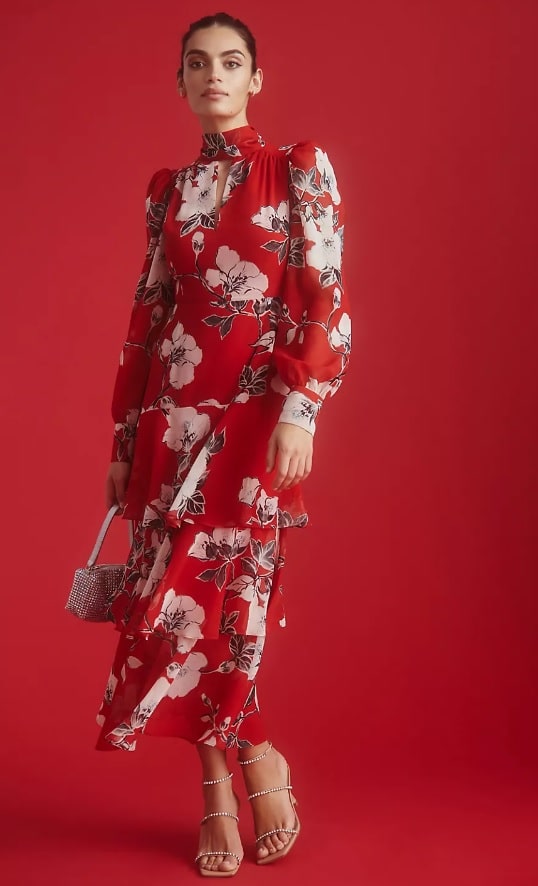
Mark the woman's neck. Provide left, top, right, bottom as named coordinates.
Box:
left=197, top=113, right=249, bottom=134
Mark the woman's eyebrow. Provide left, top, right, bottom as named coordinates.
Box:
left=184, top=48, right=246, bottom=59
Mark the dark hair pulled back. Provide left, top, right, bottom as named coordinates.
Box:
left=178, top=11, right=257, bottom=76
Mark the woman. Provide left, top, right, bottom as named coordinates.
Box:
left=97, top=11, right=351, bottom=878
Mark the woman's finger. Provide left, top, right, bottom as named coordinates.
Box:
left=278, top=454, right=300, bottom=490
left=273, top=450, right=292, bottom=490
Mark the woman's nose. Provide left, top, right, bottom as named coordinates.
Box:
left=206, top=64, right=222, bottom=82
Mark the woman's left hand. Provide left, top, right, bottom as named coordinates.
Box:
left=266, top=422, right=313, bottom=491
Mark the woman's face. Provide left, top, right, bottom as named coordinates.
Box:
left=179, top=25, right=262, bottom=130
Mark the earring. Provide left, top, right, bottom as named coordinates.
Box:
left=178, top=86, right=185, bottom=97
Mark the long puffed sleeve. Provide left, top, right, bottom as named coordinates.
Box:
left=271, top=142, right=351, bottom=434
left=110, top=168, right=176, bottom=462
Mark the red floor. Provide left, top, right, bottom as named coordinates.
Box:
left=3, top=737, right=537, bottom=886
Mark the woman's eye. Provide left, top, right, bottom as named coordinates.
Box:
left=189, top=60, right=204, bottom=69
left=226, top=60, right=241, bottom=68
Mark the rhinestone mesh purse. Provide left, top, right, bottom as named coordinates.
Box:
left=66, top=505, right=134, bottom=622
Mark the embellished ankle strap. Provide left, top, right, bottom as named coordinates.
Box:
left=238, top=741, right=273, bottom=766
left=203, top=772, right=233, bottom=785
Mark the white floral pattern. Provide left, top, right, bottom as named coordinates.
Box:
left=160, top=321, right=202, bottom=389
left=153, top=590, right=205, bottom=652
left=100, top=125, right=350, bottom=753
left=162, top=405, right=211, bottom=452
left=205, top=246, right=269, bottom=302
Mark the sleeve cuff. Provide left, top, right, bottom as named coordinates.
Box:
left=278, top=390, right=322, bottom=435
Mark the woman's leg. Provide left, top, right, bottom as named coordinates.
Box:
left=195, top=744, right=243, bottom=874
left=238, top=738, right=299, bottom=861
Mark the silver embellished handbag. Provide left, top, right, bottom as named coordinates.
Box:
left=66, top=505, right=134, bottom=622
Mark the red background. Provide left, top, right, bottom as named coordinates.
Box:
left=1, top=1, right=537, bottom=883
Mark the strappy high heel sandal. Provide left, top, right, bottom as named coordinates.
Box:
left=194, top=772, right=242, bottom=878
left=239, top=741, right=301, bottom=866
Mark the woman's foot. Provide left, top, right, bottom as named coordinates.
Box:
left=239, top=742, right=300, bottom=863
left=195, top=770, right=243, bottom=877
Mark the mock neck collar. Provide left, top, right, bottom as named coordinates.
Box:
left=200, top=124, right=265, bottom=160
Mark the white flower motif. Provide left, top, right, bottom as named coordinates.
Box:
left=239, top=477, right=261, bottom=506
left=167, top=651, right=209, bottom=698
left=205, top=245, right=269, bottom=302
left=188, top=528, right=251, bottom=561
left=329, top=313, right=352, bottom=352
left=251, top=201, right=289, bottom=232
left=256, top=490, right=279, bottom=525
left=130, top=676, right=174, bottom=730
left=167, top=444, right=210, bottom=516
left=246, top=605, right=267, bottom=638
left=226, top=574, right=257, bottom=603
left=162, top=406, right=210, bottom=452
left=192, top=231, right=205, bottom=253
left=305, top=206, right=342, bottom=273
left=153, top=590, right=205, bottom=652
left=177, top=165, right=215, bottom=218
left=315, top=147, right=341, bottom=204
left=160, top=322, right=203, bottom=389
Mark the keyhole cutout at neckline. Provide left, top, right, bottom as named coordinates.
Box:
left=214, top=159, right=232, bottom=225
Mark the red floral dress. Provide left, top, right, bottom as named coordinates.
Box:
left=96, top=125, right=350, bottom=751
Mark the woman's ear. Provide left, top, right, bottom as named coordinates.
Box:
left=249, top=68, right=264, bottom=96
left=177, top=73, right=186, bottom=97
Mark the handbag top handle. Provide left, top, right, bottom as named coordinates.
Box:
left=87, top=505, right=133, bottom=568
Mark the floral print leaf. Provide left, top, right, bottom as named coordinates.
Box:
left=215, top=564, right=228, bottom=591
left=250, top=537, right=263, bottom=563
left=203, top=314, right=225, bottom=327
left=180, top=214, right=203, bottom=236
left=241, top=557, right=257, bottom=578
left=207, top=430, right=226, bottom=455
left=147, top=200, right=168, bottom=238
left=251, top=331, right=275, bottom=354
left=202, top=133, right=241, bottom=158
left=260, top=540, right=275, bottom=569
left=186, top=490, right=206, bottom=515
left=231, top=159, right=250, bottom=182
left=239, top=364, right=269, bottom=396
left=290, top=167, right=308, bottom=192
left=200, top=212, right=216, bottom=229
left=141, top=282, right=162, bottom=305
left=198, top=567, right=220, bottom=582
left=320, top=267, right=339, bottom=288
left=288, top=237, right=306, bottom=267
left=220, top=315, right=235, bottom=338
left=220, top=610, right=240, bottom=634
left=262, top=239, right=284, bottom=253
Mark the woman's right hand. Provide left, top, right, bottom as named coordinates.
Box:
left=105, top=462, right=132, bottom=510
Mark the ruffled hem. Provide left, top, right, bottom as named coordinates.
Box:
left=96, top=630, right=269, bottom=752
left=109, top=518, right=287, bottom=647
